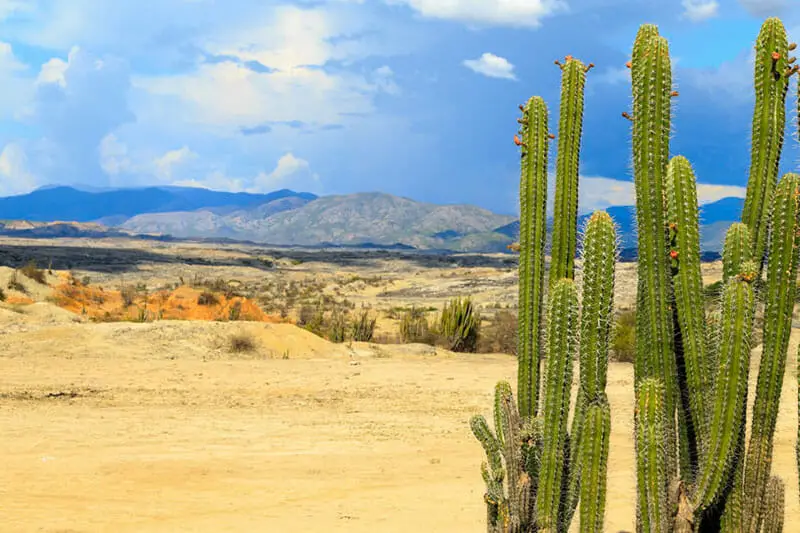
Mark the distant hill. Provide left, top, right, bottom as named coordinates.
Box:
left=121, top=191, right=516, bottom=250
left=0, top=185, right=745, bottom=253
left=492, top=197, right=743, bottom=252
left=0, top=185, right=316, bottom=222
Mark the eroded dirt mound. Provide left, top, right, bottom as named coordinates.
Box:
left=50, top=279, right=284, bottom=323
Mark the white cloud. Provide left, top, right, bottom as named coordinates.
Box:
left=594, top=65, right=631, bottom=85
left=172, top=153, right=319, bottom=194
left=36, top=46, right=80, bottom=87
left=99, top=134, right=132, bottom=176
left=696, top=183, right=746, bottom=203
left=135, top=6, right=398, bottom=131
left=154, top=146, right=196, bottom=181
left=463, top=52, right=517, bottom=80
left=682, top=0, right=719, bottom=22
left=251, top=152, right=319, bottom=193
left=387, top=0, right=567, bottom=27
left=575, top=176, right=745, bottom=213
left=0, top=143, right=37, bottom=195
left=737, top=0, right=789, bottom=16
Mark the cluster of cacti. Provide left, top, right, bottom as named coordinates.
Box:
left=470, top=15, right=800, bottom=533
left=438, top=296, right=480, bottom=352
left=472, top=55, right=616, bottom=533
left=628, top=18, right=799, bottom=531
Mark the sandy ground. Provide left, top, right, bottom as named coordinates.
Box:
left=0, top=238, right=796, bottom=531
left=0, top=317, right=798, bottom=532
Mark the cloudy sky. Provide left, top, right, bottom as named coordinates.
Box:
left=0, top=0, right=796, bottom=215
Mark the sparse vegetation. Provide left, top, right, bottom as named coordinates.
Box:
left=611, top=310, right=635, bottom=363
left=437, top=297, right=480, bottom=353
left=7, top=271, right=26, bottom=293
left=399, top=307, right=432, bottom=344
left=477, top=309, right=517, bottom=355
left=228, top=332, right=257, bottom=353
left=350, top=308, right=376, bottom=342
left=20, top=260, right=46, bottom=284
left=198, top=290, right=219, bottom=306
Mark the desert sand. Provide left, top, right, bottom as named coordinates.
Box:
left=0, top=237, right=796, bottom=532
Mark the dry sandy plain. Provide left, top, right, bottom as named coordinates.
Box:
left=0, top=237, right=797, bottom=532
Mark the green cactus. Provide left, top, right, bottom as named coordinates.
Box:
left=741, top=17, right=790, bottom=272
left=742, top=173, right=800, bottom=530
left=438, top=296, right=480, bottom=352
left=578, top=400, right=611, bottom=533
left=630, top=25, right=679, bottom=512
left=517, top=96, right=550, bottom=421
left=665, top=155, right=707, bottom=476
left=550, top=57, right=587, bottom=284
left=760, top=477, right=785, bottom=533
left=693, top=276, right=755, bottom=512
left=536, top=278, right=578, bottom=531
left=625, top=18, right=799, bottom=533
left=635, top=378, right=669, bottom=533
left=722, top=223, right=752, bottom=283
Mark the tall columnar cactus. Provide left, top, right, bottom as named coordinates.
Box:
left=473, top=55, right=616, bottom=533
left=625, top=18, right=799, bottom=533
left=665, top=155, right=707, bottom=476
left=635, top=378, right=669, bottom=533
left=549, top=57, right=587, bottom=283
left=742, top=172, right=800, bottom=531
left=692, top=276, right=755, bottom=512
left=517, top=96, right=550, bottom=421
left=741, top=17, right=790, bottom=271
left=536, top=279, right=578, bottom=531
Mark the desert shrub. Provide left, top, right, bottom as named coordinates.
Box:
left=611, top=310, right=635, bottom=363
left=228, top=332, right=257, bottom=353
left=0, top=286, right=5, bottom=301
left=198, top=290, right=219, bottom=306
left=478, top=310, right=517, bottom=355
left=703, top=280, right=723, bottom=301
left=399, top=306, right=433, bottom=344
left=120, top=285, right=136, bottom=307
left=7, top=271, right=26, bottom=293
left=351, top=308, right=376, bottom=342
left=327, top=307, right=348, bottom=343
left=228, top=300, right=242, bottom=321
left=20, top=260, right=46, bottom=284
left=438, top=297, right=480, bottom=353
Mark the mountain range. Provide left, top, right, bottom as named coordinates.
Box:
left=0, top=184, right=745, bottom=253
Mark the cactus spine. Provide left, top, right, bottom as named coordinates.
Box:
left=741, top=18, right=790, bottom=271
left=517, top=96, right=550, bottom=421
left=550, top=58, right=586, bottom=283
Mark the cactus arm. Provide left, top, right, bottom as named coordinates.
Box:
left=742, top=173, right=800, bottom=532
left=692, top=276, right=755, bottom=512
left=578, top=400, right=611, bottom=533
left=741, top=17, right=790, bottom=271
left=550, top=58, right=587, bottom=284
left=665, top=155, right=707, bottom=476
left=722, top=223, right=752, bottom=283
left=517, top=96, right=550, bottom=421
left=579, top=210, right=617, bottom=401
left=535, top=278, right=579, bottom=531
left=760, top=477, right=785, bottom=533
left=635, top=378, right=670, bottom=533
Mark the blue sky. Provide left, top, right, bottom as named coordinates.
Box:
left=0, top=0, right=796, bottom=216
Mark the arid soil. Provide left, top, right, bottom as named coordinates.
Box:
left=0, top=237, right=796, bottom=532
